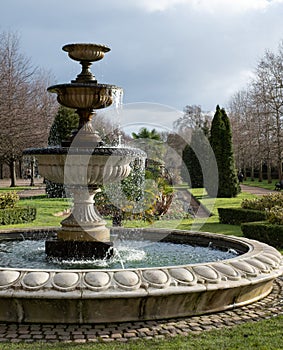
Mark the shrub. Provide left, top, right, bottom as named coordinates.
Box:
left=241, top=192, right=283, bottom=211
left=0, top=191, right=19, bottom=209
left=0, top=207, right=36, bottom=225
left=218, top=207, right=266, bottom=225
left=159, top=199, right=192, bottom=220
left=266, top=206, right=283, bottom=225
left=45, top=180, right=66, bottom=198
left=241, top=221, right=283, bottom=248
left=96, top=159, right=173, bottom=225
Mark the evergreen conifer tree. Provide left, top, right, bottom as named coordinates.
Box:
left=208, top=105, right=240, bottom=197
left=181, top=119, right=211, bottom=188
left=46, top=107, right=79, bottom=198
left=48, top=106, right=79, bottom=146
left=181, top=130, right=203, bottom=188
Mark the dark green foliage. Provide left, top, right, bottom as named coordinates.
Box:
left=241, top=221, right=283, bottom=248
left=48, top=106, right=79, bottom=146
left=120, top=160, right=144, bottom=202
left=45, top=181, right=66, bottom=199
left=0, top=207, right=36, bottom=225
left=46, top=107, right=79, bottom=198
left=181, top=119, right=211, bottom=189
left=96, top=159, right=146, bottom=225
left=132, top=128, right=161, bottom=140
left=181, top=144, right=203, bottom=187
left=208, top=105, right=240, bottom=197
left=218, top=207, right=266, bottom=225
left=181, top=129, right=204, bottom=188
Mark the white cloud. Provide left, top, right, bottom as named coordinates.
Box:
left=191, top=0, right=269, bottom=13
left=133, top=0, right=188, bottom=12
left=1, top=0, right=283, bottom=113
left=135, top=0, right=281, bottom=13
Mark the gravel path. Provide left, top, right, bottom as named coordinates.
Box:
left=240, top=184, right=276, bottom=196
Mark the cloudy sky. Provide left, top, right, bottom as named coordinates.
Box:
left=1, top=0, right=283, bottom=130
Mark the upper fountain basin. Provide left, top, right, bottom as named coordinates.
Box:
left=63, top=43, right=110, bottom=62
left=24, top=146, right=146, bottom=185
left=47, top=83, right=121, bottom=110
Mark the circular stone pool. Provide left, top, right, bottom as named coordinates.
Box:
left=0, top=228, right=282, bottom=324
left=0, top=239, right=238, bottom=270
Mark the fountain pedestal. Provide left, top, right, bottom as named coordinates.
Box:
left=58, top=187, right=110, bottom=242
left=45, top=186, right=114, bottom=260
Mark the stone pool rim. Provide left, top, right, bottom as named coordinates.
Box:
left=0, top=228, right=282, bottom=324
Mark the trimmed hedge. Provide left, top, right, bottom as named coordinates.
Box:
left=218, top=207, right=266, bottom=225
left=241, top=221, right=283, bottom=248
left=0, top=207, right=36, bottom=225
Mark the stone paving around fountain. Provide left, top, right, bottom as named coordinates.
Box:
left=0, top=277, right=281, bottom=344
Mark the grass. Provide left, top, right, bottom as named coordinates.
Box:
left=242, top=178, right=278, bottom=190
left=0, top=196, right=71, bottom=230
left=0, top=183, right=282, bottom=349
left=0, top=186, right=35, bottom=192
left=174, top=188, right=257, bottom=237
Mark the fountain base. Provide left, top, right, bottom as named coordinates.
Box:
left=45, top=240, right=114, bottom=260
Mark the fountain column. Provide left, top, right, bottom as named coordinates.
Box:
left=58, top=187, right=109, bottom=242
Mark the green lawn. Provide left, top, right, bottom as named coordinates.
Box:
left=174, top=188, right=257, bottom=237
left=0, top=196, right=71, bottom=230
left=242, top=178, right=278, bottom=190
left=0, top=186, right=35, bottom=192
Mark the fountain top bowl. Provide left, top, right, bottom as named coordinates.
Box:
left=47, top=83, right=122, bottom=109
left=63, top=43, right=111, bottom=62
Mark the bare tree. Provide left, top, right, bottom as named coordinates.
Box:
left=253, top=44, right=283, bottom=180
left=228, top=40, right=283, bottom=182
left=173, top=105, right=211, bottom=135
left=228, top=89, right=257, bottom=179
left=0, top=31, right=57, bottom=186
left=250, top=83, right=276, bottom=183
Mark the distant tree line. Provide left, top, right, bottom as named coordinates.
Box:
left=0, top=31, right=57, bottom=186
left=228, top=40, right=283, bottom=182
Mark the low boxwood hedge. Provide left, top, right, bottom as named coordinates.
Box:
left=218, top=207, right=266, bottom=225
left=241, top=221, right=283, bottom=248
left=0, top=207, right=36, bottom=225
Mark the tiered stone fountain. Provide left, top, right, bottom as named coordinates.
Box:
left=0, top=43, right=282, bottom=324
left=25, top=43, right=145, bottom=260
